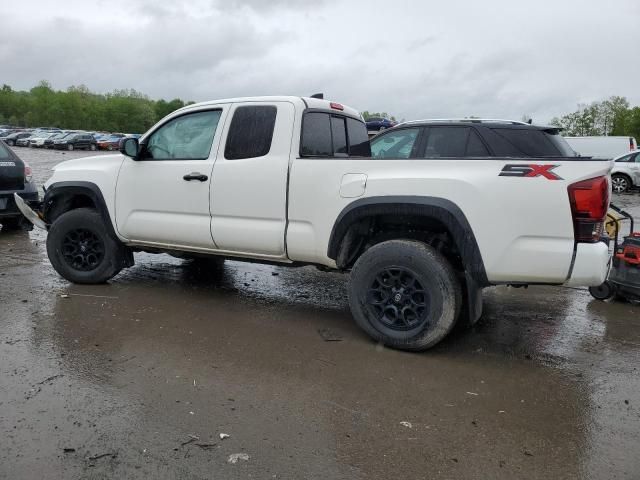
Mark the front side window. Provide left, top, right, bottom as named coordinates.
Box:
left=225, top=105, right=277, bottom=160
left=371, top=128, right=420, bottom=159
left=145, top=110, right=221, bottom=160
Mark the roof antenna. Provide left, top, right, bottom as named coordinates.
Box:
left=310, top=93, right=324, bottom=99
left=527, top=118, right=533, bottom=124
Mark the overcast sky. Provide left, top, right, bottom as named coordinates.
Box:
left=1, top=0, right=639, bottom=122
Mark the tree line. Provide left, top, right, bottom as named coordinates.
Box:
left=550, top=96, right=640, bottom=138
left=1, top=82, right=639, bottom=139
left=0, top=81, right=191, bottom=133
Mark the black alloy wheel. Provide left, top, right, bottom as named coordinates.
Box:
left=61, top=228, right=105, bottom=271
left=366, top=267, right=429, bottom=332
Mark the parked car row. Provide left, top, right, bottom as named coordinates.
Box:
left=0, top=126, right=140, bottom=151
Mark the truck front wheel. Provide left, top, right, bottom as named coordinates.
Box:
left=348, top=240, right=461, bottom=351
left=46, top=208, right=125, bottom=284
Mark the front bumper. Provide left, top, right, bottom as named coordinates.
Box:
left=564, top=242, right=610, bottom=287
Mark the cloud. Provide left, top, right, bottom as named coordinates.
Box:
left=1, top=0, right=639, bottom=123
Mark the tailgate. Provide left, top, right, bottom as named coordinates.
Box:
left=0, top=141, right=25, bottom=190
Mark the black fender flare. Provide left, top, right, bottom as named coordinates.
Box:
left=327, top=196, right=489, bottom=286
left=43, top=181, right=118, bottom=238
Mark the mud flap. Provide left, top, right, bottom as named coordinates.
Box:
left=13, top=193, right=46, bottom=230
left=458, top=271, right=483, bottom=328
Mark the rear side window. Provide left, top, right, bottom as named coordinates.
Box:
left=424, top=127, right=468, bottom=157
left=301, top=112, right=371, bottom=157
left=489, top=128, right=574, bottom=157
left=0, top=142, right=10, bottom=159
left=466, top=130, right=490, bottom=156
left=225, top=105, right=277, bottom=160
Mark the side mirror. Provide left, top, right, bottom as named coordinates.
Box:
left=120, top=137, right=139, bottom=159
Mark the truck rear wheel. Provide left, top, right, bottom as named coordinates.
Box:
left=348, top=240, right=461, bottom=351
left=46, top=208, right=125, bottom=284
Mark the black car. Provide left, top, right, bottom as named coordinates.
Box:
left=369, top=119, right=576, bottom=160
left=2, top=132, right=32, bottom=146
left=53, top=133, right=98, bottom=151
left=0, top=140, right=37, bottom=231
left=44, top=132, right=71, bottom=149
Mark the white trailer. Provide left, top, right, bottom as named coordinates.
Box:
left=565, top=136, right=637, bottom=160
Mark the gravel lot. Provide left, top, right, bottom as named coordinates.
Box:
left=1, top=146, right=639, bottom=479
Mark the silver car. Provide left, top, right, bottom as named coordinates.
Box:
left=611, top=150, right=640, bottom=193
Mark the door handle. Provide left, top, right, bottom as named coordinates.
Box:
left=183, top=172, right=208, bottom=182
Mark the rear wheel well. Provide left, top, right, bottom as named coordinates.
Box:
left=329, top=200, right=488, bottom=285
left=335, top=213, right=463, bottom=272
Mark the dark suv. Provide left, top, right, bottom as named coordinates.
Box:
left=53, top=133, right=98, bottom=151
left=369, top=119, right=576, bottom=159
left=0, top=140, right=37, bottom=231
left=1, top=132, right=32, bottom=147
left=366, top=117, right=397, bottom=132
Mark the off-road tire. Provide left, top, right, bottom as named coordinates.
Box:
left=348, top=239, right=461, bottom=351
left=47, top=208, right=124, bottom=284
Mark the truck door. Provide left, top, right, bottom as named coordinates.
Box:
left=210, top=101, right=294, bottom=257
left=115, top=107, right=227, bottom=249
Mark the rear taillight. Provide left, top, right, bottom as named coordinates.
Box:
left=24, top=164, right=32, bottom=182
left=568, top=176, right=609, bottom=243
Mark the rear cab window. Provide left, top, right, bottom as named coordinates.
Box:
left=301, top=112, right=371, bottom=157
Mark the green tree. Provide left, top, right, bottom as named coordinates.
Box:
left=0, top=81, right=193, bottom=132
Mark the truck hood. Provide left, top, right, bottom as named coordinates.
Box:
left=51, top=154, right=124, bottom=172
left=45, top=154, right=125, bottom=190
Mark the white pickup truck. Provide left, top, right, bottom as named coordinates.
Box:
left=16, top=96, right=613, bottom=350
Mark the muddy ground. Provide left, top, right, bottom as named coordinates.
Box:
left=1, top=147, right=639, bottom=479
